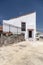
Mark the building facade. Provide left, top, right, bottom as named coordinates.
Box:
left=3, top=12, right=36, bottom=40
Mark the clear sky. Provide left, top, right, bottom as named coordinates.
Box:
left=0, top=0, right=43, bottom=32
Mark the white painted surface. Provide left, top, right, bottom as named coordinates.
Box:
left=3, top=12, right=36, bottom=40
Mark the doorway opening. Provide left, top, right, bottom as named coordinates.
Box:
left=28, top=29, right=33, bottom=38
left=29, top=31, right=32, bottom=38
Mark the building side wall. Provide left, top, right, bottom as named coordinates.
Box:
left=3, top=12, right=36, bottom=40
left=25, top=12, right=36, bottom=40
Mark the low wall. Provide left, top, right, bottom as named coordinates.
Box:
left=0, top=34, right=25, bottom=46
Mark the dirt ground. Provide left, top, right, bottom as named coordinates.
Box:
left=0, top=41, right=43, bottom=65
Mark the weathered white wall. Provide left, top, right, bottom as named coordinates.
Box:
left=25, top=12, right=36, bottom=40
left=3, top=12, right=36, bottom=40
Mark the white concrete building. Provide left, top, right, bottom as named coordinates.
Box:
left=3, top=12, right=36, bottom=40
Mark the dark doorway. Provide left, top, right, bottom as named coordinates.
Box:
left=29, top=31, right=32, bottom=38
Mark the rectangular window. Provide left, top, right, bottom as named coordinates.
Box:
left=21, top=22, right=26, bottom=31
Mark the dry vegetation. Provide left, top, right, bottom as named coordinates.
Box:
left=0, top=41, right=43, bottom=65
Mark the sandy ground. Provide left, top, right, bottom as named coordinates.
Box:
left=0, top=41, right=43, bottom=65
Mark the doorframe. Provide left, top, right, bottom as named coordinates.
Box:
left=28, top=29, right=34, bottom=38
